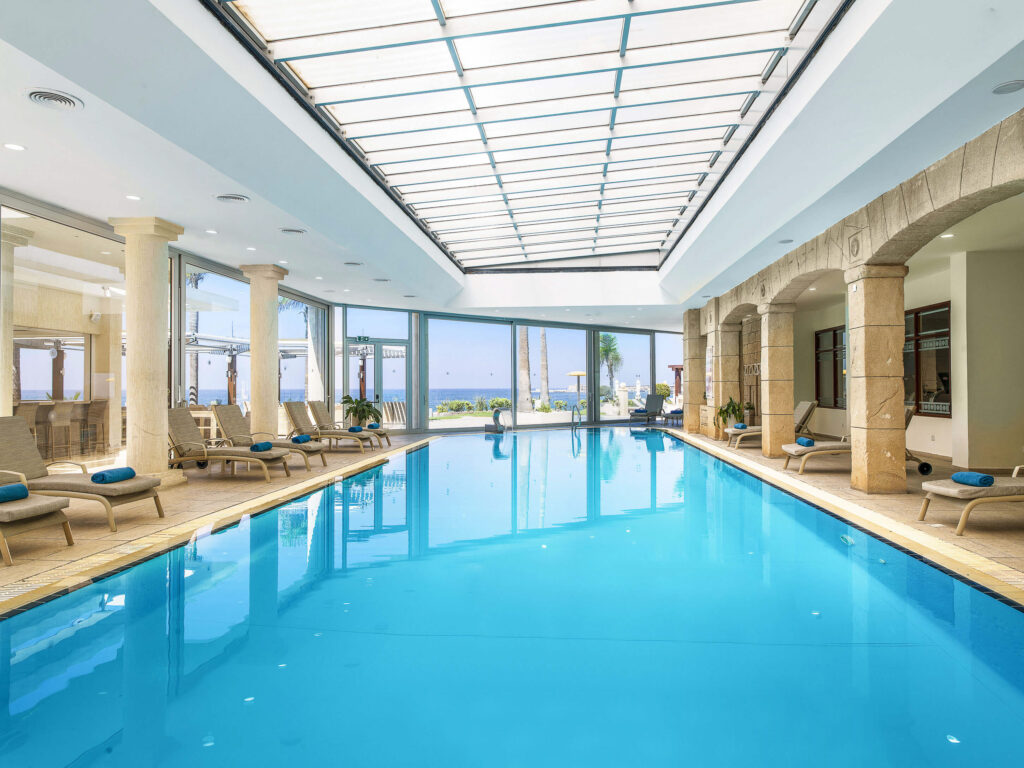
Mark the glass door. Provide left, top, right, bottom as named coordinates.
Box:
left=347, top=341, right=408, bottom=430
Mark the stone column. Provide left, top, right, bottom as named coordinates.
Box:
left=92, top=311, right=124, bottom=451
left=681, top=309, right=704, bottom=433
left=110, top=218, right=184, bottom=477
left=711, top=322, right=742, bottom=439
left=758, top=303, right=796, bottom=457
left=845, top=264, right=909, bottom=493
left=0, top=226, right=32, bottom=417
left=241, top=264, right=288, bottom=438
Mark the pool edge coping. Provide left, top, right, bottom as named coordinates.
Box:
left=0, top=437, right=440, bottom=620
left=659, top=427, right=1024, bottom=608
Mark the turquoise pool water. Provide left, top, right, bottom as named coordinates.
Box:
left=2, top=428, right=1024, bottom=766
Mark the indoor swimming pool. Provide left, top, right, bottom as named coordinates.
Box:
left=2, top=428, right=1023, bottom=766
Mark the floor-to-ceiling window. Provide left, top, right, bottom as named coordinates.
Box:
left=514, top=325, right=587, bottom=425
left=597, top=330, right=652, bottom=420
left=427, top=316, right=511, bottom=430
left=654, top=332, right=684, bottom=410
left=277, top=292, right=328, bottom=404
left=2, top=205, right=128, bottom=459
left=184, top=263, right=251, bottom=408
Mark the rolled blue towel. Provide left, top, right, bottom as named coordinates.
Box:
left=91, top=467, right=136, bottom=484
left=670, top=409, right=683, bottom=414
left=348, top=426, right=363, bottom=433
left=250, top=441, right=273, bottom=452
left=291, top=434, right=312, bottom=444
left=733, top=423, right=747, bottom=430
left=952, top=471, right=994, bottom=487
left=634, top=409, right=647, bottom=414
left=0, top=483, right=29, bottom=502
left=796, top=437, right=815, bottom=447
left=367, top=422, right=380, bottom=429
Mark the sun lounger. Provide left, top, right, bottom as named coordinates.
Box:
left=283, top=401, right=373, bottom=453
left=309, top=400, right=390, bottom=448
left=0, top=473, right=74, bottom=566
left=918, top=466, right=1024, bottom=535
left=726, top=400, right=817, bottom=448
left=212, top=404, right=327, bottom=470
left=629, top=395, right=665, bottom=425
left=168, top=408, right=292, bottom=483
left=781, top=406, right=920, bottom=475
left=0, top=416, right=163, bottom=532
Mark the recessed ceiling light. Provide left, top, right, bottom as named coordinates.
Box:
left=808, top=287, right=817, bottom=291
left=246, top=247, right=256, bottom=251
left=940, top=233, right=954, bottom=239
left=343, top=288, right=351, bottom=292
left=278, top=260, right=288, bottom=265
left=100, top=251, right=111, bottom=255
left=564, top=308, right=571, bottom=312
left=344, top=261, right=362, bottom=266
left=315, top=276, right=323, bottom=280
left=205, top=229, right=217, bottom=235
left=778, top=238, right=793, bottom=244
left=3, top=143, right=26, bottom=151
left=992, top=80, right=1024, bottom=95
left=125, top=195, right=141, bottom=201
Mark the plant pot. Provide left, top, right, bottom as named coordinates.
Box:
left=743, top=408, right=755, bottom=425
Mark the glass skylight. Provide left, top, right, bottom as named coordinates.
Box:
left=221, top=0, right=842, bottom=269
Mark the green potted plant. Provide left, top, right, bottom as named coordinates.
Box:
left=714, top=396, right=744, bottom=428
left=340, top=395, right=382, bottom=427
left=743, top=400, right=755, bottom=425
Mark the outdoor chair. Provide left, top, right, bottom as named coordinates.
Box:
left=168, top=407, right=293, bottom=483
left=283, top=401, right=373, bottom=453
left=0, top=416, right=163, bottom=532
left=0, top=473, right=74, bottom=566
left=310, top=400, right=391, bottom=447
left=629, top=395, right=665, bottom=425
left=918, top=466, right=1024, bottom=535
left=212, top=404, right=327, bottom=470
left=726, top=401, right=818, bottom=448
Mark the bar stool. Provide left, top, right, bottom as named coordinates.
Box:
left=83, top=399, right=109, bottom=454
left=47, top=401, right=75, bottom=460
left=14, top=403, right=39, bottom=444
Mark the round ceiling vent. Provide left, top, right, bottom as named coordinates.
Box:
left=280, top=227, right=307, bottom=235
left=26, top=88, right=84, bottom=111
left=215, top=193, right=250, bottom=204
left=992, top=80, right=1024, bottom=95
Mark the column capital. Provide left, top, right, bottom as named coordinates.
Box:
left=109, top=217, right=184, bottom=241
left=844, top=264, right=908, bottom=284
left=241, top=264, right=289, bottom=282
left=1, top=224, right=33, bottom=248
left=757, top=302, right=796, bottom=315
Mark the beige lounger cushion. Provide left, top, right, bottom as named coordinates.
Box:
left=200, top=446, right=290, bottom=461
left=782, top=441, right=850, bottom=457
left=273, top=440, right=326, bottom=454
left=27, top=473, right=160, bottom=497
left=922, top=478, right=1024, bottom=500
left=725, top=426, right=761, bottom=436
left=0, top=494, right=70, bottom=524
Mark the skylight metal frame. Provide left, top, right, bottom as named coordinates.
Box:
left=206, top=0, right=852, bottom=272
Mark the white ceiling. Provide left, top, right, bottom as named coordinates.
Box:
left=0, top=0, right=1023, bottom=333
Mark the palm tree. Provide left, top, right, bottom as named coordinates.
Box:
left=185, top=270, right=206, bottom=404
left=538, top=327, right=550, bottom=407
left=516, top=326, right=533, bottom=412
left=599, top=333, right=622, bottom=398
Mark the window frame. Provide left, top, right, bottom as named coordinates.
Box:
left=813, top=324, right=846, bottom=410
left=904, top=300, right=952, bottom=419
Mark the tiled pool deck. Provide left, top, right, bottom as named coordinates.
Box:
left=2, top=427, right=1023, bottom=615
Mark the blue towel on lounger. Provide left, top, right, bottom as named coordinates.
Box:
left=292, top=434, right=312, bottom=444
left=91, top=467, right=136, bottom=484
left=368, top=422, right=380, bottom=429
left=250, top=442, right=273, bottom=452
left=634, top=409, right=647, bottom=414
left=0, top=483, right=29, bottom=502
left=349, top=426, right=363, bottom=433
left=951, top=471, right=994, bottom=487
left=796, top=437, right=815, bottom=447
left=670, top=409, right=682, bottom=414
left=733, top=423, right=746, bottom=430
